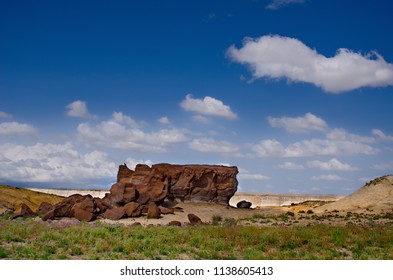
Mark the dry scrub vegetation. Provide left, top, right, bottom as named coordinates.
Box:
left=1, top=212, right=393, bottom=260
left=1, top=176, right=393, bottom=260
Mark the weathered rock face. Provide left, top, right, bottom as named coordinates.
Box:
left=40, top=163, right=238, bottom=222
left=42, top=194, right=96, bottom=221
left=118, top=163, right=238, bottom=205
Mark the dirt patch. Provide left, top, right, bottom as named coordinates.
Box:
left=100, top=201, right=286, bottom=226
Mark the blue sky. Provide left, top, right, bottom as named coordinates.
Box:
left=1, top=0, right=393, bottom=194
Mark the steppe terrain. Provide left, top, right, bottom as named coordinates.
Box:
left=1, top=175, right=393, bottom=226
left=1, top=176, right=393, bottom=260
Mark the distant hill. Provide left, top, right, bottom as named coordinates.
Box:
left=316, top=175, right=393, bottom=213
left=0, top=185, right=64, bottom=215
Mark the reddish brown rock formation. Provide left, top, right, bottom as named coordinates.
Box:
left=118, top=163, right=238, bottom=205
left=40, top=163, right=238, bottom=222
left=101, top=206, right=125, bottom=220
left=147, top=202, right=161, bottom=219
left=187, top=213, right=202, bottom=225
left=124, top=202, right=143, bottom=217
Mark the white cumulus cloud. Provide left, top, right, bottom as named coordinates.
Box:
left=77, top=112, right=188, bottom=153
left=267, top=112, right=327, bottom=133
left=372, top=129, right=393, bottom=142
left=252, top=138, right=377, bottom=158
left=0, top=111, right=12, bottom=118
left=227, top=35, right=393, bottom=93
left=66, top=100, right=96, bottom=119
left=326, top=128, right=375, bottom=143
left=112, top=111, right=137, bottom=126
left=0, top=142, right=116, bottom=186
left=180, top=94, right=238, bottom=120
left=157, top=116, right=170, bottom=125
left=0, top=122, right=37, bottom=136
left=307, top=158, right=357, bottom=171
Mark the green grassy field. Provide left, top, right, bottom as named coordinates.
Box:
left=1, top=217, right=393, bottom=260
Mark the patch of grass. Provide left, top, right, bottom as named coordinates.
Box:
left=212, top=215, right=223, bottom=225
left=1, top=219, right=393, bottom=260
left=222, top=218, right=237, bottom=227
left=0, top=247, right=9, bottom=258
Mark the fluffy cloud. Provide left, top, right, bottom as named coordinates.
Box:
left=372, top=129, right=393, bottom=141
left=0, top=111, right=12, bottom=118
left=326, top=128, right=375, bottom=143
left=66, top=100, right=96, bottom=119
left=266, top=0, right=305, bottom=10
left=307, top=158, right=357, bottom=171
left=252, top=138, right=377, bottom=158
left=157, top=116, right=170, bottom=125
left=278, top=161, right=305, bottom=170
left=0, top=142, right=116, bottom=186
left=227, top=35, right=393, bottom=93
left=112, top=111, right=137, bottom=126
left=180, top=94, right=238, bottom=120
left=267, top=112, right=327, bottom=133
left=0, top=122, right=37, bottom=136
left=189, top=137, right=240, bottom=154
left=77, top=112, right=188, bottom=152
left=125, top=157, right=153, bottom=169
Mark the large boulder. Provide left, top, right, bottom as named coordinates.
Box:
left=187, top=213, right=202, bottom=225
left=41, top=194, right=93, bottom=221
left=237, top=200, right=252, bottom=209
left=147, top=202, right=161, bottom=219
left=101, top=206, right=125, bottom=220
left=52, top=194, right=87, bottom=218
left=124, top=202, right=143, bottom=217
left=72, top=196, right=96, bottom=222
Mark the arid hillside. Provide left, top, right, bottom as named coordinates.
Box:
left=0, top=185, right=64, bottom=215
left=316, top=175, right=393, bottom=213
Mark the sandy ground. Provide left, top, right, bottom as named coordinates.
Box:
left=99, top=201, right=286, bottom=226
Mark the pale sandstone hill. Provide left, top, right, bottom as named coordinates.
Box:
left=316, top=175, right=393, bottom=213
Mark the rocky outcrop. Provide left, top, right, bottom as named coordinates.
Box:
left=118, top=163, right=238, bottom=205
left=42, top=194, right=94, bottom=221
left=40, top=163, right=238, bottom=222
